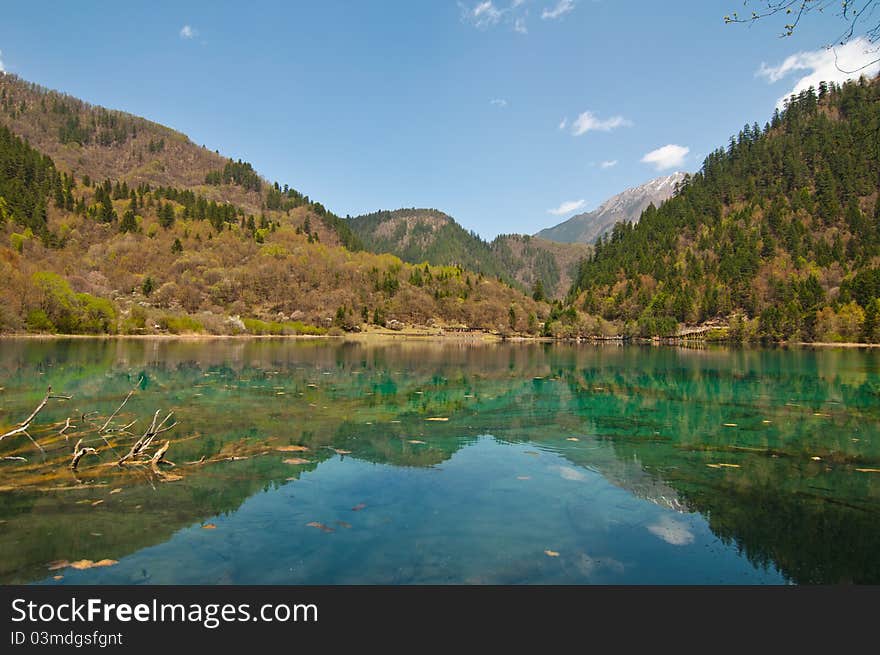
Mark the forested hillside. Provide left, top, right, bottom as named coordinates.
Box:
left=490, top=233, right=588, bottom=300
left=0, top=73, right=361, bottom=250
left=565, top=75, right=880, bottom=343
left=0, top=75, right=547, bottom=335
left=536, top=172, right=685, bottom=245
left=350, top=208, right=587, bottom=298
left=350, top=209, right=505, bottom=276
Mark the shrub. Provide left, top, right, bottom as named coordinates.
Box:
left=121, top=305, right=148, bottom=334
left=76, top=293, right=117, bottom=333
left=25, top=309, right=55, bottom=332
left=9, top=232, right=26, bottom=252
left=28, top=272, right=118, bottom=334
left=158, top=314, right=204, bottom=334
left=31, top=271, right=79, bottom=333
left=242, top=317, right=327, bottom=336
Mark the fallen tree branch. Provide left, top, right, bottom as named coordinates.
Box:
left=116, top=419, right=137, bottom=433
left=150, top=441, right=174, bottom=469
left=23, top=432, right=45, bottom=455
left=118, top=410, right=177, bottom=466
left=59, top=417, right=75, bottom=440
left=0, top=386, right=70, bottom=443
left=99, top=390, right=134, bottom=433
left=98, top=375, right=144, bottom=434
left=70, top=439, right=99, bottom=470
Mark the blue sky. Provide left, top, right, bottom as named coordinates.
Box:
left=1, top=1, right=877, bottom=238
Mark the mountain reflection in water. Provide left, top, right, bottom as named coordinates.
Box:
left=0, top=338, right=878, bottom=584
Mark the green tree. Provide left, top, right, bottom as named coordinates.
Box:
left=158, top=202, right=175, bottom=229
left=142, top=276, right=155, bottom=297
left=119, top=209, right=137, bottom=233
left=532, top=280, right=546, bottom=302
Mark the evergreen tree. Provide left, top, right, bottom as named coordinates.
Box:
left=119, top=209, right=137, bottom=233
left=141, top=277, right=155, bottom=297
left=532, top=280, right=546, bottom=302
left=158, top=202, right=175, bottom=228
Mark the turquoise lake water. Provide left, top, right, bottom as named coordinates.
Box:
left=0, top=338, right=878, bottom=584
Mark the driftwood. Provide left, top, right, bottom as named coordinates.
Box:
left=70, top=439, right=99, bottom=470
left=58, top=417, right=75, bottom=440
left=0, top=386, right=71, bottom=452
left=3, top=380, right=186, bottom=486
left=97, top=376, right=145, bottom=435
left=118, top=410, right=177, bottom=466
left=99, top=389, right=135, bottom=433
left=150, top=441, right=174, bottom=469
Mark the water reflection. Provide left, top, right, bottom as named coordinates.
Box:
left=0, top=338, right=878, bottom=584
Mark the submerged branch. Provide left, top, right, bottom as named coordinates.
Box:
left=70, top=439, right=99, bottom=470
left=99, top=390, right=135, bottom=433
left=118, top=411, right=177, bottom=466
left=98, top=376, right=144, bottom=434
left=58, top=417, right=75, bottom=440
left=150, top=441, right=173, bottom=469
left=0, top=386, right=70, bottom=447
left=2, top=381, right=187, bottom=488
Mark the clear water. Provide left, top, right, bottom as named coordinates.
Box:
left=1, top=338, right=879, bottom=584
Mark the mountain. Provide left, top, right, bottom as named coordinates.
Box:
left=350, top=208, right=505, bottom=278
left=0, top=74, right=361, bottom=250
left=536, top=172, right=687, bottom=244
left=349, top=208, right=588, bottom=299
left=489, top=233, right=588, bottom=300
left=0, top=73, right=547, bottom=335
left=559, top=75, right=880, bottom=342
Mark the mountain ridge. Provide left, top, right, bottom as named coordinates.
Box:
left=0, top=72, right=547, bottom=335
left=536, top=172, right=687, bottom=244
left=562, top=75, right=880, bottom=342
left=349, top=208, right=588, bottom=299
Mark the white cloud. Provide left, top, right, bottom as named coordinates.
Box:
left=542, top=0, right=575, bottom=20
left=460, top=1, right=533, bottom=34
left=558, top=117, right=568, bottom=130
left=459, top=1, right=574, bottom=34
left=757, top=37, right=880, bottom=109
left=490, top=98, right=508, bottom=107
left=600, top=160, right=618, bottom=169
left=0, top=50, right=4, bottom=73
left=463, top=1, right=503, bottom=29
left=641, top=144, right=689, bottom=170
left=571, top=110, right=632, bottom=135
left=548, top=199, right=586, bottom=216
left=179, top=25, right=197, bottom=39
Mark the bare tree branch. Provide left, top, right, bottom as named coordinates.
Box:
left=0, top=386, right=70, bottom=446
left=725, top=1, right=880, bottom=72
left=70, top=438, right=99, bottom=470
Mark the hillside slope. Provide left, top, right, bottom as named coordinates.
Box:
left=0, top=75, right=547, bottom=335
left=0, top=73, right=360, bottom=250
left=490, top=234, right=588, bottom=300
left=349, top=208, right=502, bottom=276
left=536, top=172, right=686, bottom=244
left=349, top=208, right=587, bottom=298
left=563, top=76, right=880, bottom=342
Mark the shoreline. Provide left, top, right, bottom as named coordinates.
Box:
left=1, top=331, right=879, bottom=348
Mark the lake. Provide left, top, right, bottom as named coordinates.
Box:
left=0, top=338, right=878, bottom=584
